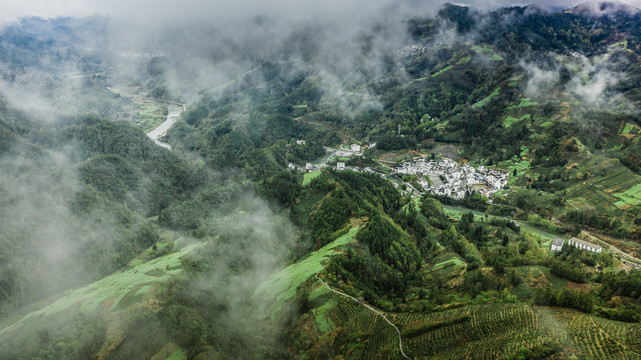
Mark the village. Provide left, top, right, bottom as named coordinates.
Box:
left=393, top=158, right=510, bottom=199
left=288, top=141, right=510, bottom=201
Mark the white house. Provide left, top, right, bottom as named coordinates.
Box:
left=568, top=237, right=602, bottom=253
left=296, top=139, right=306, bottom=145
left=336, top=162, right=346, bottom=170
left=305, top=163, right=313, bottom=171
left=551, top=238, right=564, bottom=252
left=351, top=144, right=361, bottom=153
left=288, top=162, right=296, bottom=170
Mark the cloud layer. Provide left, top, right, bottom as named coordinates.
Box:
left=7, top=0, right=641, bottom=25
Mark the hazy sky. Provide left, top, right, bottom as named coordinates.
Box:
left=3, top=0, right=641, bottom=24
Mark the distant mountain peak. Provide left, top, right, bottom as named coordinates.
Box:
left=569, top=1, right=641, bottom=18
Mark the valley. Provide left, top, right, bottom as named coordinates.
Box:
left=3, top=2, right=641, bottom=359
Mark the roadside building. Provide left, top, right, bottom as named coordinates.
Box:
left=568, top=237, right=602, bottom=253
left=336, top=162, right=346, bottom=170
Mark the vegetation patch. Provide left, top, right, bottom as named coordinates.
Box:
left=473, top=87, right=501, bottom=108
left=434, top=258, right=465, bottom=268
left=491, top=54, right=504, bottom=61
left=135, top=102, right=168, bottom=133
left=254, top=226, right=359, bottom=304
left=166, top=349, right=188, bottom=360
left=621, top=122, right=640, bottom=135
left=457, top=55, right=471, bottom=64
left=504, top=114, right=531, bottom=127
left=471, top=44, right=493, bottom=53
left=613, top=183, right=641, bottom=208
left=3, top=241, right=201, bottom=326
left=302, top=170, right=322, bottom=186
left=314, top=299, right=337, bottom=332
left=431, top=65, right=453, bottom=77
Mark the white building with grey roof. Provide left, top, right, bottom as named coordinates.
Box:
left=568, top=237, right=602, bottom=253
left=551, top=238, right=564, bottom=252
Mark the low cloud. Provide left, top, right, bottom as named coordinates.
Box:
left=521, top=50, right=634, bottom=110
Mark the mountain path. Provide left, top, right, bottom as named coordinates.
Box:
left=315, top=272, right=411, bottom=360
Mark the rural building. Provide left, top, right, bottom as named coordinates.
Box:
left=305, top=163, right=313, bottom=171
left=296, top=139, right=306, bottom=145
left=568, top=237, right=602, bottom=253
left=336, top=162, right=346, bottom=170
left=551, top=238, right=564, bottom=252
left=351, top=144, right=361, bottom=153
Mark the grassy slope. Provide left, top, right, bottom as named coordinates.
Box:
left=0, top=236, right=202, bottom=337
left=302, top=170, right=322, bottom=186
left=254, top=226, right=359, bottom=310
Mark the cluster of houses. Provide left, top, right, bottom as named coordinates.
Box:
left=288, top=143, right=365, bottom=173
left=393, top=158, right=509, bottom=200
left=550, top=237, right=603, bottom=253
left=395, top=43, right=430, bottom=57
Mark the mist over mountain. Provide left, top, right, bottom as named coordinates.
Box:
left=2, top=1, right=641, bottom=359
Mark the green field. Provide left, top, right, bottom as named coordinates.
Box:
left=474, top=87, right=501, bottom=108
left=518, top=98, right=538, bottom=108
left=302, top=170, right=322, bottom=186
left=254, top=226, right=359, bottom=313
left=0, top=239, right=202, bottom=337
left=457, top=55, right=471, bottom=64
left=540, top=120, right=553, bottom=127
left=472, top=44, right=493, bottom=53
left=431, top=65, right=453, bottom=77
left=498, top=158, right=531, bottom=178
left=504, top=114, right=531, bottom=127
left=135, top=102, right=168, bottom=132
left=508, top=98, right=538, bottom=110
left=491, top=54, right=504, bottom=61
left=434, top=258, right=465, bottom=268
left=613, top=183, right=641, bottom=208
left=520, top=146, right=529, bottom=157
left=621, top=122, right=640, bottom=134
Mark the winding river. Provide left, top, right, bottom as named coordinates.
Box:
left=146, top=103, right=183, bottom=150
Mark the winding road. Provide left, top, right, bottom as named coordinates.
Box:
left=315, top=272, right=411, bottom=360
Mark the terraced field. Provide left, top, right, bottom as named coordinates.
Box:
left=319, top=302, right=641, bottom=359
left=326, top=300, right=404, bottom=359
